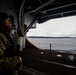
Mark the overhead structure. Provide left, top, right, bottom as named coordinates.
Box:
left=13, top=0, right=76, bottom=23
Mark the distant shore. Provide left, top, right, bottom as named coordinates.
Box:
left=27, top=36, right=76, bottom=39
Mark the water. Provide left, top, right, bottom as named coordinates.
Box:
left=27, top=37, right=76, bottom=53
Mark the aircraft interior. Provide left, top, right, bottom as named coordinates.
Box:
left=0, top=0, right=76, bottom=75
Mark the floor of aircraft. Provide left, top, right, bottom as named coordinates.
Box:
left=20, top=66, right=48, bottom=75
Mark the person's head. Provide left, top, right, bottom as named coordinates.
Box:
left=0, top=12, right=11, bottom=30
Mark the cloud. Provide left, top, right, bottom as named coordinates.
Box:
left=27, top=16, right=76, bottom=37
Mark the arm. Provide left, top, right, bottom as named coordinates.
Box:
left=0, top=33, right=6, bottom=64
left=0, top=33, right=22, bottom=71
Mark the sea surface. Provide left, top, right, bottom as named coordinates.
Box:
left=27, top=37, right=76, bottom=53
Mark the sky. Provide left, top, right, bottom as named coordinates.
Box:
left=27, top=15, right=76, bottom=37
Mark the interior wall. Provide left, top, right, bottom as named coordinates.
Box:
left=0, top=0, right=18, bottom=28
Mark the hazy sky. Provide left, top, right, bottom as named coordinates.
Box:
left=27, top=15, right=76, bottom=37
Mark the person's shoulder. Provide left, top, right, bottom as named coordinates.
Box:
left=0, top=33, right=7, bottom=41
left=0, top=33, right=6, bottom=38
left=0, top=33, right=3, bottom=36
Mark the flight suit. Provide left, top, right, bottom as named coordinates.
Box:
left=0, top=32, right=20, bottom=75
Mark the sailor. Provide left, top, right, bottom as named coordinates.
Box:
left=0, top=12, right=22, bottom=75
